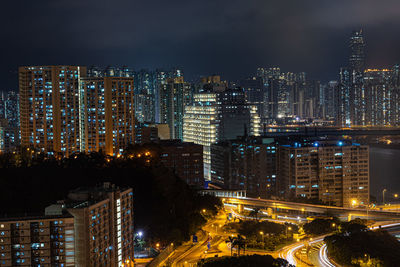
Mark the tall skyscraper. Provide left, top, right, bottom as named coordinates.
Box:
left=79, top=77, right=135, bottom=155
left=349, top=29, right=366, bottom=72
left=337, top=30, right=367, bottom=126
left=159, top=77, right=191, bottom=140
left=19, top=66, right=87, bottom=156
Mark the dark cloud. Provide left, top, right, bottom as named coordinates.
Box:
left=2, top=0, right=400, bottom=89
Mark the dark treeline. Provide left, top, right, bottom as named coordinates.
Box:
left=198, top=255, right=291, bottom=267
left=324, top=219, right=400, bottom=266
left=0, top=148, right=222, bottom=245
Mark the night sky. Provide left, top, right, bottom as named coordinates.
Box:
left=2, top=0, right=400, bottom=90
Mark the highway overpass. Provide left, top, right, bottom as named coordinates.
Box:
left=223, top=197, right=400, bottom=220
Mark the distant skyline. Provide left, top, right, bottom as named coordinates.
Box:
left=2, top=0, right=400, bottom=90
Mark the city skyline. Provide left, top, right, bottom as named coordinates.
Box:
left=2, top=1, right=400, bottom=90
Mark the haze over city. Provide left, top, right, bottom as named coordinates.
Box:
left=2, top=0, right=400, bottom=89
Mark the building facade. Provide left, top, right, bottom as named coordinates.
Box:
left=66, top=183, right=134, bottom=267
left=0, top=215, right=75, bottom=267
left=79, top=77, right=135, bottom=155
left=159, top=140, right=204, bottom=187
left=159, top=77, right=191, bottom=140
left=183, top=93, right=219, bottom=181
left=278, top=140, right=369, bottom=207
left=19, top=66, right=87, bottom=156
left=211, top=137, right=277, bottom=198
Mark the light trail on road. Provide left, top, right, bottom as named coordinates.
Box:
left=319, top=244, right=335, bottom=267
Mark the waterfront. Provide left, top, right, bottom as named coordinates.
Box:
left=370, top=145, right=400, bottom=203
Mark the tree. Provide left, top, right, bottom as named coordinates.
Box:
left=249, top=207, right=261, bottom=220
left=232, top=235, right=246, bottom=256
left=198, top=255, right=292, bottom=267
left=225, top=236, right=236, bottom=256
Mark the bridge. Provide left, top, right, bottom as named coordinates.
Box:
left=222, top=197, right=400, bottom=220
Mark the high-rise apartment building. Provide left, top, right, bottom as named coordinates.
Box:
left=159, top=77, right=191, bottom=140
left=65, top=183, right=134, bottom=267
left=210, top=137, right=277, bottom=198
left=154, top=68, right=184, bottom=124
left=0, top=215, right=75, bottom=267
left=159, top=140, right=204, bottom=187
left=363, top=69, right=396, bottom=126
left=134, top=70, right=156, bottom=123
left=0, top=183, right=134, bottom=267
left=19, top=66, right=87, bottom=156
left=79, top=77, right=135, bottom=155
left=278, top=140, right=369, bottom=207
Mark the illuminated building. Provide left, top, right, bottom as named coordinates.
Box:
left=19, top=66, right=87, bottom=156
left=154, top=68, right=184, bottom=124
left=255, top=67, right=324, bottom=122
left=159, top=77, right=191, bottom=140
left=0, top=125, right=4, bottom=152
left=0, top=183, right=134, bottom=267
left=349, top=29, right=366, bottom=72
left=134, top=70, right=156, bottom=123
left=338, top=66, right=400, bottom=126
left=278, top=140, right=369, bottom=207
left=66, top=183, right=134, bottom=267
left=183, top=88, right=261, bottom=180
left=0, top=91, right=20, bottom=130
left=79, top=77, right=135, bottom=156
left=135, top=122, right=170, bottom=144
left=210, top=137, right=277, bottom=198
left=241, top=77, right=264, bottom=118
left=0, top=118, right=19, bottom=153
left=218, top=88, right=260, bottom=139
left=159, top=140, right=204, bottom=187
left=320, top=81, right=338, bottom=119
left=198, top=75, right=227, bottom=93
left=337, top=30, right=367, bottom=126
left=183, top=93, right=219, bottom=180
left=0, top=214, right=75, bottom=267
left=363, top=69, right=396, bottom=126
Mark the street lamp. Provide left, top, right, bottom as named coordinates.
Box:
left=259, top=231, right=265, bottom=249
left=286, top=226, right=292, bottom=238
left=383, top=189, right=387, bottom=204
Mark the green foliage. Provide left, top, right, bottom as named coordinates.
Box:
left=338, top=218, right=368, bottom=234
left=303, top=218, right=339, bottom=235
left=248, top=207, right=261, bottom=220
left=324, top=229, right=400, bottom=267
left=198, top=254, right=291, bottom=267
left=225, top=220, right=298, bottom=251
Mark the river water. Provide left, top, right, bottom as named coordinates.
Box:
left=370, top=145, right=400, bottom=203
